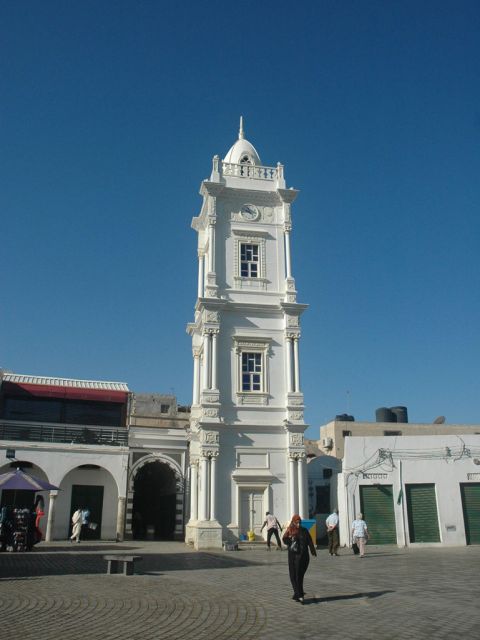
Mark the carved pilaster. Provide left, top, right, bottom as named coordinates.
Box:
left=288, top=450, right=306, bottom=462
left=201, top=390, right=220, bottom=404
left=289, top=432, right=304, bottom=448
left=204, top=309, right=219, bottom=323
left=287, top=409, right=304, bottom=422
left=285, top=329, right=301, bottom=340
left=201, top=430, right=218, bottom=443
left=211, top=156, right=221, bottom=182
left=205, top=271, right=218, bottom=298
left=202, top=449, right=219, bottom=459
left=202, top=407, right=220, bottom=419
left=286, top=315, right=299, bottom=329
left=189, top=454, right=200, bottom=466
left=285, top=277, right=297, bottom=302
left=200, top=430, right=220, bottom=459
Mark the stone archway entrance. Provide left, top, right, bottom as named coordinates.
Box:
left=131, top=460, right=180, bottom=540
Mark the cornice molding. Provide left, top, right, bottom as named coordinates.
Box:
left=277, top=188, right=299, bottom=204
left=200, top=181, right=225, bottom=198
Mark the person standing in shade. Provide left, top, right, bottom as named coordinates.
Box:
left=33, top=495, right=45, bottom=543
left=282, top=514, right=317, bottom=603
left=81, top=506, right=91, bottom=538
left=326, top=508, right=340, bottom=556
left=261, top=511, right=283, bottom=550
left=351, top=513, right=369, bottom=557
left=70, top=507, right=83, bottom=543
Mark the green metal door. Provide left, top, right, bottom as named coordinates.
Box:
left=406, top=484, right=440, bottom=542
left=359, top=485, right=397, bottom=544
left=461, top=483, right=480, bottom=545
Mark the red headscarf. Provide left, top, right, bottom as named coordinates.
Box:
left=285, top=514, right=301, bottom=537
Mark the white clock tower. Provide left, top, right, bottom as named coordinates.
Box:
left=186, top=119, right=308, bottom=549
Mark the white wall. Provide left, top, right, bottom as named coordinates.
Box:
left=215, top=427, right=290, bottom=536
left=53, top=466, right=119, bottom=539
left=0, top=445, right=128, bottom=540
left=338, top=434, right=480, bottom=547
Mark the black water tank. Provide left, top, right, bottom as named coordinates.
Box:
left=375, top=407, right=396, bottom=422
left=335, top=414, right=355, bottom=422
left=390, top=406, right=408, bottom=423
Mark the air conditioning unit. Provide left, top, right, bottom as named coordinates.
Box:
left=322, top=437, right=333, bottom=449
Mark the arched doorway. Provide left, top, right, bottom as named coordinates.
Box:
left=132, top=460, right=178, bottom=540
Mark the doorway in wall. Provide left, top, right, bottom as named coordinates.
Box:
left=406, top=483, right=440, bottom=543
left=240, top=489, right=264, bottom=538
left=70, top=485, right=104, bottom=540
left=132, top=461, right=177, bottom=540
left=460, top=483, right=480, bottom=545
left=359, top=484, right=397, bottom=544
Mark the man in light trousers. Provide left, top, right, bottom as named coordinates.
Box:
left=351, top=513, right=369, bottom=557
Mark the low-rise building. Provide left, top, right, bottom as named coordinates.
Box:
left=0, top=372, right=130, bottom=541
left=337, top=434, right=480, bottom=547
left=0, top=372, right=191, bottom=542
left=126, top=393, right=190, bottom=540
left=306, top=454, right=341, bottom=543
left=317, top=418, right=480, bottom=459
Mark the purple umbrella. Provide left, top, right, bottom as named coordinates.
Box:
left=0, top=468, right=59, bottom=491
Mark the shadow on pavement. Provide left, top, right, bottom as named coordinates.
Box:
left=38, top=544, right=142, bottom=552
left=305, top=590, right=394, bottom=605
left=0, top=552, right=262, bottom=579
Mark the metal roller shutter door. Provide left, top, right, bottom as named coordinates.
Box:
left=359, top=485, right=397, bottom=544
left=461, top=483, right=480, bottom=545
left=406, top=484, right=440, bottom=543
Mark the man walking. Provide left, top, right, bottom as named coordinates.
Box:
left=261, top=511, right=283, bottom=550
left=351, top=513, right=369, bottom=557
left=326, top=508, right=340, bottom=556
left=70, top=507, right=83, bottom=543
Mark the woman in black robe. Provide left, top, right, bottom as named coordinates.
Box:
left=282, top=514, right=317, bottom=603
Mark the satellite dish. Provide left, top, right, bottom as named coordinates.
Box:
left=433, top=416, right=446, bottom=424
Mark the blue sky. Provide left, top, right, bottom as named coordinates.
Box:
left=2, top=1, right=479, bottom=437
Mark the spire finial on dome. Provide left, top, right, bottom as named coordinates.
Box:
left=239, top=115, right=245, bottom=140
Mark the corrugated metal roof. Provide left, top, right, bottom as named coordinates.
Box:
left=2, top=373, right=129, bottom=392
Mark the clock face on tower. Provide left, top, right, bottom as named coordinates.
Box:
left=240, top=204, right=259, bottom=221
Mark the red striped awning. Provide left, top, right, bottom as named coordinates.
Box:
left=1, top=382, right=128, bottom=403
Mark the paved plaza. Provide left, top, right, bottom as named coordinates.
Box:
left=0, top=540, right=479, bottom=640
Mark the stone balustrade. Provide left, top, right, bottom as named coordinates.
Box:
left=222, top=161, right=279, bottom=181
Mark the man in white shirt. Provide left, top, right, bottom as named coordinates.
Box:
left=326, top=508, right=340, bottom=556
left=351, top=513, right=369, bottom=557
left=260, top=512, right=283, bottom=550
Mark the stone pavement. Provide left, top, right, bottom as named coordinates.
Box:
left=0, top=540, right=479, bottom=640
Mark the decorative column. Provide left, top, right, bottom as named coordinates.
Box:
left=288, top=455, right=297, bottom=515
left=198, top=456, right=209, bottom=521
left=211, top=331, right=218, bottom=390
left=116, top=496, right=126, bottom=542
left=293, top=337, right=301, bottom=392
left=284, top=224, right=292, bottom=279
left=202, top=332, right=211, bottom=390
left=45, top=491, right=57, bottom=542
left=190, top=460, right=198, bottom=521
left=209, top=453, right=218, bottom=521
left=208, top=221, right=215, bottom=273
left=285, top=336, right=293, bottom=393
left=297, top=455, right=307, bottom=519
left=192, top=349, right=201, bottom=404
left=197, top=250, right=205, bottom=298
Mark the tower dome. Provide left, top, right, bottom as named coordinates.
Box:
left=223, top=117, right=261, bottom=166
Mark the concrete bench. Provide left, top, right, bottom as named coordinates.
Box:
left=103, top=555, right=142, bottom=576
